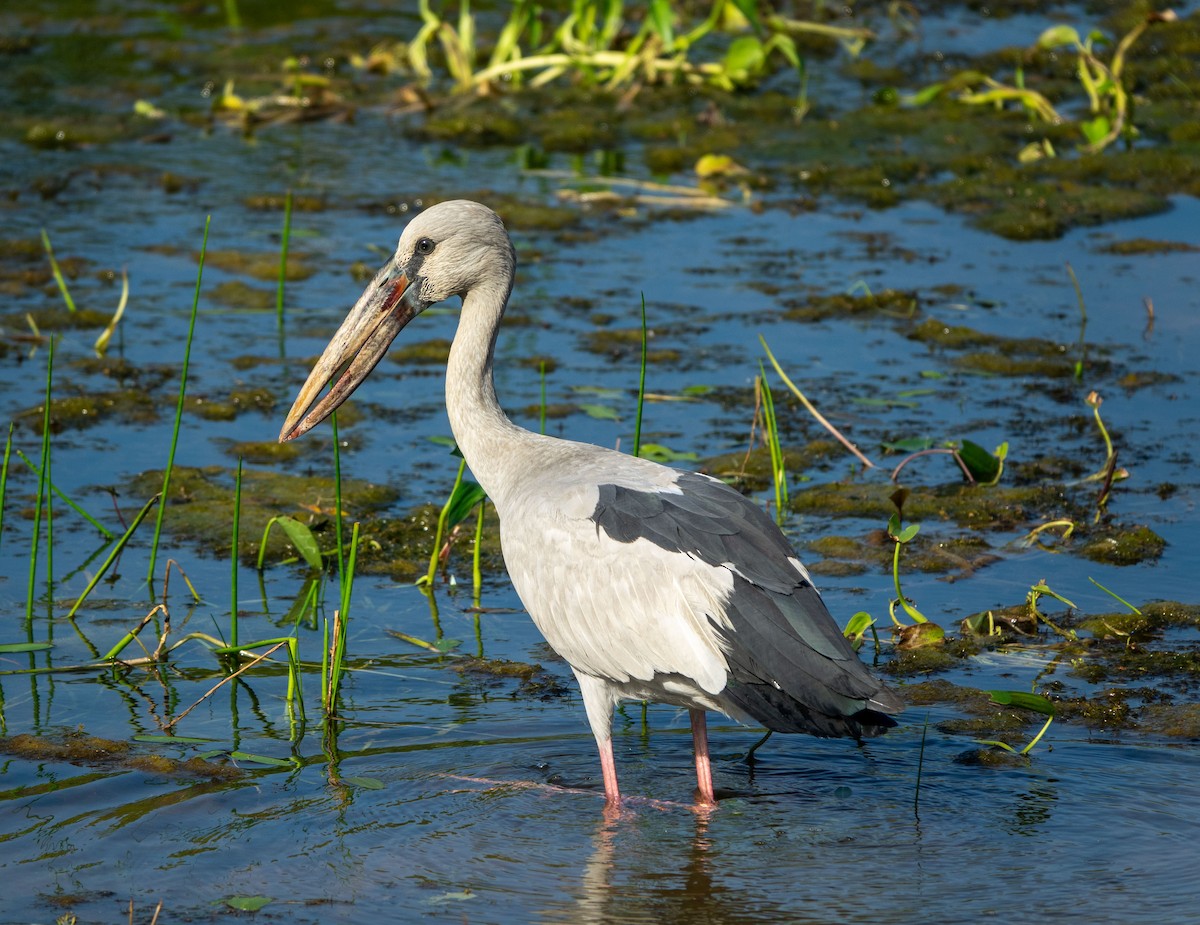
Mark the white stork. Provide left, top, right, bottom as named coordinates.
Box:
left=280, top=200, right=901, bottom=806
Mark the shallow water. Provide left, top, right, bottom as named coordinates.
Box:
left=1, top=3, right=1199, bottom=923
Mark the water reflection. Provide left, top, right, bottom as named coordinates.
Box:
left=550, top=805, right=824, bottom=925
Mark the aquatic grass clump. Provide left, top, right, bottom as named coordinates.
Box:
left=907, top=9, right=1179, bottom=155
left=398, top=0, right=870, bottom=107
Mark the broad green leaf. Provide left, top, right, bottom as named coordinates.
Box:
left=1081, top=116, right=1111, bottom=145
left=723, top=35, right=765, bottom=79
left=274, top=515, right=323, bottom=570
left=223, top=896, right=273, bottom=912
left=843, top=611, right=874, bottom=640
left=958, top=439, right=1001, bottom=483
left=1037, top=24, right=1081, bottom=49
left=444, top=479, right=486, bottom=529
left=988, top=690, right=1056, bottom=717
left=0, top=642, right=53, bottom=653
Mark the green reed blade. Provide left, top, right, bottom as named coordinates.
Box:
left=231, top=457, right=243, bottom=647
left=633, top=293, right=647, bottom=457
left=276, top=189, right=293, bottom=331
left=27, top=340, right=54, bottom=624
left=148, top=215, right=210, bottom=583
left=15, top=449, right=114, bottom=539
left=41, top=229, right=77, bottom=314
left=67, top=494, right=161, bottom=620
left=0, top=422, right=12, bottom=552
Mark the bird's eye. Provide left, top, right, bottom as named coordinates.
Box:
left=415, top=237, right=436, bottom=256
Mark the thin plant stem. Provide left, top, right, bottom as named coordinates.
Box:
left=276, top=189, right=293, bottom=332
left=914, top=712, right=929, bottom=817
left=332, top=409, right=345, bottom=589
left=1066, top=262, right=1088, bottom=379
left=472, top=500, right=484, bottom=606
left=149, top=215, right=210, bottom=582
left=41, top=230, right=77, bottom=314
left=426, top=458, right=468, bottom=585
left=67, top=495, right=161, bottom=620
left=231, top=457, right=243, bottom=647
left=759, top=335, right=875, bottom=469
left=0, top=421, right=12, bottom=552
left=14, top=449, right=114, bottom=538
left=633, top=293, right=647, bottom=457
left=27, top=340, right=54, bottom=624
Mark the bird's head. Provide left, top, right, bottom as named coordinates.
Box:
left=278, top=199, right=515, bottom=443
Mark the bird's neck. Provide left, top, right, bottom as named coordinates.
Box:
left=444, top=282, right=529, bottom=505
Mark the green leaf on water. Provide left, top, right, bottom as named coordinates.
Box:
left=681, top=384, right=714, bottom=397
left=896, top=388, right=936, bottom=399
left=638, top=443, right=699, bottom=463
left=881, top=437, right=936, bottom=453
left=223, top=896, right=273, bottom=912
left=988, top=690, right=1056, bottom=716
left=578, top=403, right=619, bottom=421
left=958, top=439, right=1001, bottom=483
left=919, top=370, right=945, bottom=379
left=344, top=775, right=386, bottom=790
left=273, top=515, right=323, bottom=570
left=229, top=751, right=295, bottom=767
left=387, top=629, right=461, bottom=654
left=0, top=642, right=53, bottom=653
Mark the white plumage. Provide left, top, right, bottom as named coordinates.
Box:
left=280, top=200, right=901, bottom=806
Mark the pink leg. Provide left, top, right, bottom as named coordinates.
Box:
left=598, top=736, right=621, bottom=805
left=689, top=708, right=716, bottom=806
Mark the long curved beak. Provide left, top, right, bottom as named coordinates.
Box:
left=279, top=259, right=420, bottom=443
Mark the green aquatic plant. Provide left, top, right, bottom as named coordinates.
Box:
left=0, top=422, right=11, bottom=552
left=979, top=690, right=1056, bottom=757
left=633, top=294, right=647, bottom=458
left=907, top=9, right=1178, bottom=156
left=1036, top=10, right=1178, bottom=153
left=1083, top=390, right=1127, bottom=519
left=421, top=453, right=487, bottom=587
left=755, top=366, right=787, bottom=521
left=148, top=216, right=210, bottom=584
left=41, top=230, right=77, bottom=314
left=275, top=189, right=293, bottom=334
left=759, top=335, right=875, bottom=469
left=27, top=341, right=54, bottom=623
left=401, top=0, right=864, bottom=104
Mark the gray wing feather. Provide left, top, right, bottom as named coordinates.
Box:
left=592, top=471, right=901, bottom=737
